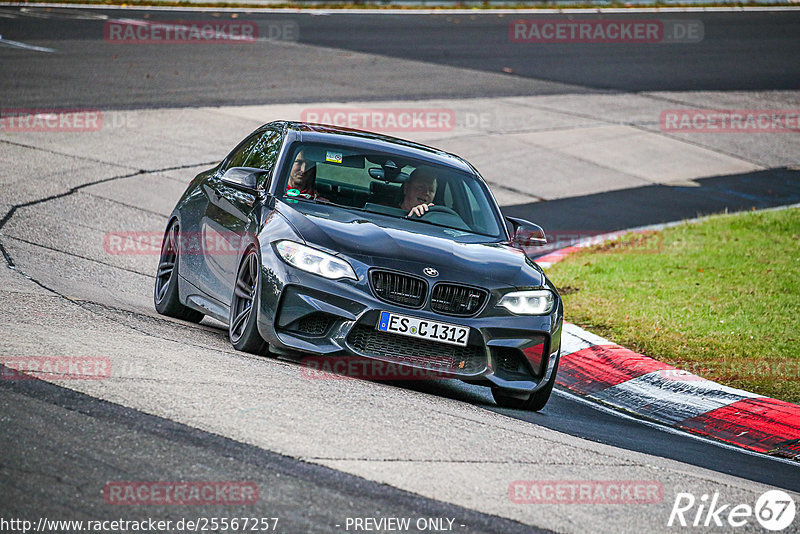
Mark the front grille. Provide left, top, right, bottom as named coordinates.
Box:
left=284, top=313, right=333, bottom=336
left=346, top=324, right=486, bottom=374
left=431, top=283, right=489, bottom=316
left=370, top=270, right=427, bottom=308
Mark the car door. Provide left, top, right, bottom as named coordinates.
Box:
left=183, top=130, right=261, bottom=303
left=198, top=128, right=284, bottom=307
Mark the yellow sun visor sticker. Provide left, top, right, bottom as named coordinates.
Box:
left=326, top=151, right=343, bottom=164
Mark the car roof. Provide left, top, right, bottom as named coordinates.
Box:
left=268, top=121, right=475, bottom=174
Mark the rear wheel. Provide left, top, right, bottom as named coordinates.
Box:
left=154, top=220, right=204, bottom=323
left=229, top=248, right=268, bottom=355
left=492, top=354, right=559, bottom=412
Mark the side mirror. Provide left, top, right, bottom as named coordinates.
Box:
left=221, top=167, right=269, bottom=194
left=506, top=216, right=547, bottom=248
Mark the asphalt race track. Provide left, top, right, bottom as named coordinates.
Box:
left=1, top=6, right=800, bottom=533
left=3, top=9, right=800, bottom=107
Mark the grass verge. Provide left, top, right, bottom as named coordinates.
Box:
left=546, top=207, right=800, bottom=404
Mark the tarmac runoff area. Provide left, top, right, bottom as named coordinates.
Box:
left=1, top=89, right=800, bottom=533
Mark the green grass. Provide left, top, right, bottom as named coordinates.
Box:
left=546, top=207, right=800, bottom=404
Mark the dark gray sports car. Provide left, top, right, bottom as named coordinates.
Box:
left=154, top=121, right=563, bottom=410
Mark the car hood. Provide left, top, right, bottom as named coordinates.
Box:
left=276, top=202, right=544, bottom=288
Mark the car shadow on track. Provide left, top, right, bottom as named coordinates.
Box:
left=504, top=167, right=800, bottom=255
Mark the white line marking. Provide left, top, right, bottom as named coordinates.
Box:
left=0, top=37, right=56, bottom=53
left=16, top=7, right=108, bottom=19
left=553, top=387, right=800, bottom=467
left=18, top=7, right=55, bottom=18
left=108, top=17, right=150, bottom=26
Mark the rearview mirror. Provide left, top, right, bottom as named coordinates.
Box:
left=221, top=167, right=269, bottom=193
left=368, top=167, right=409, bottom=183
left=506, top=216, right=547, bottom=248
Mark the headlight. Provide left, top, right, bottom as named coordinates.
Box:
left=274, top=241, right=357, bottom=281
left=498, top=290, right=555, bottom=315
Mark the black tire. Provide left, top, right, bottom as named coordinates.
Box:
left=229, top=248, right=268, bottom=355
left=492, top=354, right=559, bottom=412
left=154, top=220, right=204, bottom=323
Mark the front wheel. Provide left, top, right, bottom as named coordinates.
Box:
left=154, top=220, right=204, bottom=323
left=229, top=248, right=268, bottom=355
left=492, top=354, right=559, bottom=412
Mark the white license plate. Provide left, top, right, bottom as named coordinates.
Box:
left=376, top=311, right=469, bottom=347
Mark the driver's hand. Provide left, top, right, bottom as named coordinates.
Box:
left=408, top=203, right=434, bottom=217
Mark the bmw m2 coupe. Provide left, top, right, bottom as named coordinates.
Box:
left=154, top=122, right=563, bottom=410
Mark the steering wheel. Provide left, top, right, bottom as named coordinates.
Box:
left=415, top=205, right=460, bottom=217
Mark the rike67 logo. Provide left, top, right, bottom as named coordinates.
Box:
left=668, top=490, right=796, bottom=531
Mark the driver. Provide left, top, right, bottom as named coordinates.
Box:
left=400, top=168, right=438, bottom=217
left=286, top=150, right=322, bottom=199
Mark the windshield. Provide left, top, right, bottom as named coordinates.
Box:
left=277, top=142, right=504, bottom=239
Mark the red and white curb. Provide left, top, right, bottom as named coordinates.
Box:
left=539, top=214, right=800, bottom=461
left=558, top=323, right=800, bottom=460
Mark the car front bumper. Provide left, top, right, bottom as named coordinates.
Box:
left=257, top=255, right=563, bottom=394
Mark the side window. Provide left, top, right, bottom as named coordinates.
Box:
left=462, top=181, right=499, bottom=235
left=244, top=130, right=283, bottom=172
left=224, top=133, right=262, bottom=170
